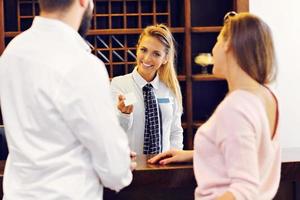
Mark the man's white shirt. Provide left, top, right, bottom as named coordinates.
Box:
left=0, top=16, right=132, bottom=200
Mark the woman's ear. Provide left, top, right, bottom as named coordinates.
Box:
left=79, top=0, right=90, bottom=9
left=223, top=38, right=231, bottom=53
left=163, top=55, right=168, bottom=65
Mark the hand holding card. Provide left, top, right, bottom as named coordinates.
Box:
left=124, top=92, right=137, bottom=106
left=117, top=93, right=136, bottom=114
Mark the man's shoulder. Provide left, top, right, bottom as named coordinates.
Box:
left=1, top=29, right=32, bottom=54
left=84, top=53, right=105, bottom=67
left=111, top=73, right=132, bottom=85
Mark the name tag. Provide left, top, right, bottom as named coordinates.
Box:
left=157, top=98, right=170, bottom=104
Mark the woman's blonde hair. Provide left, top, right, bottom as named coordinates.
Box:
left=222, top=12, right=277, bottom=84
left=137, top=24, right=182, bottom=111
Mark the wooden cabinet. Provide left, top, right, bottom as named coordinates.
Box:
left=0, top=0, right=249, bottom=149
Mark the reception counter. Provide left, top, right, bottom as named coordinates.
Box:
left=104, top=155, right=196, bottom=200
left=1, top=148, right=300, bottom=200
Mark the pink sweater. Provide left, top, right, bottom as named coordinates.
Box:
left=193, top=90, right=280, bottom=200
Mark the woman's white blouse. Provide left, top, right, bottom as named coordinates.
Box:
left=111, top=68, right=183, bottom=154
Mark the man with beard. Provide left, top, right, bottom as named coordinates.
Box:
left=0, top=0, right=134, bottom=199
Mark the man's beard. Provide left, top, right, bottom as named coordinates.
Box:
left=78, top=1, right=92, bottom=38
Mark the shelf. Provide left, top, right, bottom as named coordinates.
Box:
left=193, top=121, right=204, bottom=129
left=4, top=27, right=184, bottom=38
left=96, top=47, right=136, bottom=51
left=19, top=0, right=38, bottom=3
left=182, top=121, right=204, bottom=129
left=94, top=13, right=169, bottom=17
left=96, top=0, right=142, bottom=1
left=104, top=62, right=136, bottom=65
left=192, top=74, right=225, bottom=81
left=4, top=32, right=19, bottom=37
left=191, top=26, right=222, bottom=33
left=19, top=16, right=34, bottom=19
left=177, top=75, right=186, bottom=81
left=88, top=27, right=184, bottom=35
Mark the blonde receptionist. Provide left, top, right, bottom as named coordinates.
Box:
left=111, top=24, right=183, bottom=155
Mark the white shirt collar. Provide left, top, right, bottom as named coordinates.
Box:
left=132, top=67, right=160, bottom=90
left=32, top=16, right=91, bottom=52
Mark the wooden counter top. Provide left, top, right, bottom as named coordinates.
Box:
left=128, top=154, right=195, bottom=188
left=1, top=148, right=300, bottom=199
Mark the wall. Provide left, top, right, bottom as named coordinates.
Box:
left=250, top=0, right=300, bottom=148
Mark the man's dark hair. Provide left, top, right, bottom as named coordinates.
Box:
left=38, top=0, right=75, bottom=12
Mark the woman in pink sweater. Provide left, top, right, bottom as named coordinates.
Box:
left=149, top=12, right=280, bottom=200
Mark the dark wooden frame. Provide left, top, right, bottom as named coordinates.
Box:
left=182, top=0, right=249, bottom=148
left=0, top=0, right=4, bottom=53
left=0, top=0, right=249, bottom=149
